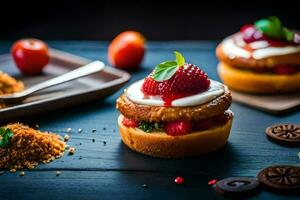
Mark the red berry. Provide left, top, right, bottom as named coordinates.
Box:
left=268, top=40, right=289, bottom=47
left=122, top=117, right=139, bottom=128
left=195, top=117, right=213, bottom=130
left=272, top=65, right=298, bottom=75
left=141, top=75, right=160, bottom=95
left=208, top=179, right=218, bottom=185
left=141, top=64, right=210, bottom=106
left=215, top=113, right=231, bottom=124
left=240, top=24, right=266, bottom=43
left=164, top=120, right=193, bottom=136
left=160, top=64, right=210, bottom=97
left=174, top=176, right=185, bottom=185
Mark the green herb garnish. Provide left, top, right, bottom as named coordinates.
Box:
left=138, top=121, right=164, bottom=133
left=152, top=51, right=185, bottom=81
left=254, top=16, right=299, bottom=43
left=0, top=127, right=13, bottom=148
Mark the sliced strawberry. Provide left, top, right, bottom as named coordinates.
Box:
left=272, top=65, right=299, bottom=75
left=164, top=120, right=193, bottom=136
left=122, top=117, right=139, bottom=128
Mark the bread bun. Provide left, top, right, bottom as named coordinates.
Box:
left=218, top=62, right=300, bottom=94
left=118, top=114, right=233, bottom=158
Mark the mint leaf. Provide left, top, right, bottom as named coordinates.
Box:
left=174, top=51, right=185, bottom=66
left=138, top=121, right=163, bottom=133
left=282, top=28, right=294, bottom=41
left=153, top=62, right=178, bottom=81
left=255, top=16, right=282, bottom=39
left=152, top=51, right=186, bottom=81
left=0, top=127, right=13, bottom=148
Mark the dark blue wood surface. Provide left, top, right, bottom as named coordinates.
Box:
left=0, top=41, right=299, bottom=200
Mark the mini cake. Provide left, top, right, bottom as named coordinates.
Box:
left=216, top=16, right=300, bottom=94
left=116, top=52, right=233, bottom=158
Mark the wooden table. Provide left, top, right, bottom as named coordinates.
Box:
left=0, top=41, right=299, bottom=200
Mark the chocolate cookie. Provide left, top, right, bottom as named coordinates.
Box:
left=258, top=165, right=300, bottom=191
left=214, top=177, right=260, bottom=195
left=266, top=124, right=300, bottom=146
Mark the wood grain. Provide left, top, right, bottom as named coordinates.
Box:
left=0, top=41, right=299, bottom=200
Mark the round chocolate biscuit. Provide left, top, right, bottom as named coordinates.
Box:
left=214, top=177, right=259, bottom=195
left=266, top=124, right=300, bottom=146
left=258, top=165, right=300, bottom=191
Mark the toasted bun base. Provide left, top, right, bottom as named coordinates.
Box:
left=118, top=114, right=233, bottom=158
left=218, top=62, right=300, bottom=94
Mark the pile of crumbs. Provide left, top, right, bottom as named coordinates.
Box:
left=0, top=71, right=24, bottom=109
left=0, top=123, right=65, bottom=171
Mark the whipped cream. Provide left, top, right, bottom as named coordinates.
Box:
left=125, top=79, right=225, bottom=107
left=222, top=33, right=300, bottom=60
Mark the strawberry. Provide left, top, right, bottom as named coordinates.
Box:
left=195, top=117, right=213, bottom=130
left=141, top=75, right=160, bottom=96
left=215, top=112, right=232, bottom=124
left=141, top=51, right=210, bottom=105
left=160, top=63, right=210, bottom=97
left=272, top=65, right=298, bottom=75
left=122, top=117, right=139, bottom=128
left=164, top=120, right=193, bottom=136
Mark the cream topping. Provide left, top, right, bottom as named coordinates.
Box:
left=125, top=79, right=225, bottom=107
left=222, top=33, right=300, bottom=59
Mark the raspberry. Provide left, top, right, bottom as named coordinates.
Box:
left=122, top=117, right=139, bottom=128
left=164, top=120, right=193, bottom=136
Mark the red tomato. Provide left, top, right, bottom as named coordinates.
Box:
left=11, top=39, right=49, bottom=75
left=108, top=31, right=145, bottom=70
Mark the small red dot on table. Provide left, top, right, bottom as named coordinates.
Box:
left=174, top=176, right=184, bottom=185
left=208, top=179, right=218, bottom=185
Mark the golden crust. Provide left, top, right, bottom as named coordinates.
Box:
left=118, top=114, right=233, bottom=158
left=218, top=62, right=300, bottom=94
left=216, top=42, right=300, bottom=69
left=116, top=88, right=232, bottom=122
left=0, top=123, right=65, bottom=170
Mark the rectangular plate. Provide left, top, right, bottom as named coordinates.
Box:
left=0, top=49, right=130, bottom=120
left=232, top=91, right=300, bottom=114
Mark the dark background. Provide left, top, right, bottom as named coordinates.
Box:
left=1, top=0, right=299, bottom=41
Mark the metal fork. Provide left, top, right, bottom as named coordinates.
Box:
left=0, top=60, right=105, bottom=103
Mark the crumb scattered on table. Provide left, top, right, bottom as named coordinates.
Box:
left=68, top=147, right=76, bottom=155
left=64, top=134, right=70, bottom=142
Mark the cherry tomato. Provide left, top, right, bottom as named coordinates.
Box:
left=108, top=31, right=145, bottom=70
left=11, top=39, right=49, bottom=75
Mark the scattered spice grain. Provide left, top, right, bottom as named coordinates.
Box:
left=68, top=147, right=76, bottom=155
left=64, top=134, right=70, bottom=142
left=56, top=171, right=61, bottom=176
